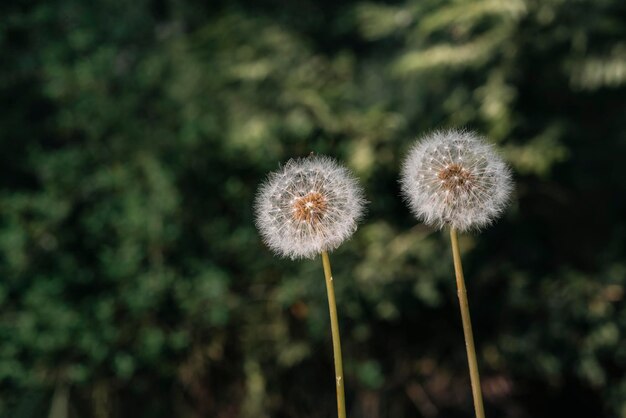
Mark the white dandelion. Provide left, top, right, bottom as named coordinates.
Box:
left=400, top=129, right=513, bottom=232
left=400, top=129, right=514, bottom=418
left=254, top=155, right=366, bottom=260
left=255, top=154, right=364, bottom=418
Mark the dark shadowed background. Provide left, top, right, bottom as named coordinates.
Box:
left=1, top=0, right=626, bottom=417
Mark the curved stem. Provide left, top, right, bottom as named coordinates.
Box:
left=321, top=251, right=347, bottom=418
left=449, top=228, right=486, bottom=418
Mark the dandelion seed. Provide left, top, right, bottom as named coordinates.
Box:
left=255, top=155, right=366, bottom=260
left=399, top=129, right=513, bottom=232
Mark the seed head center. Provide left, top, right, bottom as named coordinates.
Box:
left=292, top=191, right=328, bottom=223
left=438, top=163, right=474, bottom=191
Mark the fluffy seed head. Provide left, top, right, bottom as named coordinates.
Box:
left=255, top=155, right=366, bottom=259
left=400, top=129, right=513, bottom=231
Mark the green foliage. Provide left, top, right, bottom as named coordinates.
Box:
left=1, top=0, right=626, bottom=417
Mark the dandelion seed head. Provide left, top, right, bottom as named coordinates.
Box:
left=400, top=129, right=513, bottom=231
left=255, top=155, right=366, bottom=259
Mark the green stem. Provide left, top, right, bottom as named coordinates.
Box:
left=449, top=228, right=486, bottom=418
left=321, top=250, right=347, bottom=418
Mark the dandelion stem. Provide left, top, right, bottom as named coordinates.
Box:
left=321, top=250, right=347, bottom=418
left=449, top=228, right=486, bottom=418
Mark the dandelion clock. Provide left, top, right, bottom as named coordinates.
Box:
left=255, top=156, right=365, bottom=260
left=400, top=129, right=513, bottom=418
left=255, top=155, right=366, bottom=418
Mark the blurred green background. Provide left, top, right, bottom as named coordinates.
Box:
left=1, top=0, right=626, bottom=417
